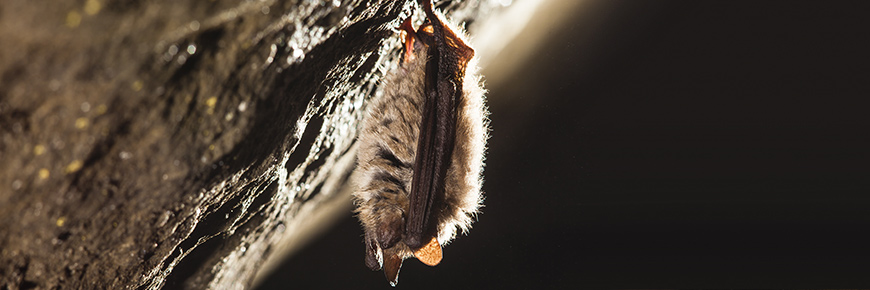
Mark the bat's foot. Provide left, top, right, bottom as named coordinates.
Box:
left=398, top=17, right=418, bottom=63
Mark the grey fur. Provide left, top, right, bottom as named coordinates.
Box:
left=352, top=11, right=489, bottom=284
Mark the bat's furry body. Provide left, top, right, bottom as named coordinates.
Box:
left=353, top=4, right=488, bottom=286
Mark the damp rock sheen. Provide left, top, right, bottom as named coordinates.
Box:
left=0, top=0, right=508, bottom=289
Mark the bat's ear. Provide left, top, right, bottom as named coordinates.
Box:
left=384, top=252, right=404, bottom=287
left=365, top=232, right=384, bottom=271
left=413, top=237, right=443, bottom=266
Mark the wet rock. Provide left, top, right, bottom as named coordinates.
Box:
left=0, top=0, right=500, bottom=289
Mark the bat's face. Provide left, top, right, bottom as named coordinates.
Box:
left=352, top=1, right=488, bottom=287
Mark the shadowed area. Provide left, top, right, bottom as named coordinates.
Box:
left=260, top=1, right=870, bottom=289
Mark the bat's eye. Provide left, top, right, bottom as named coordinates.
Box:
left=376, top=214, right=403, bottom=249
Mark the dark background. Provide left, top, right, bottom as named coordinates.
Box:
left=260, top=1, right=870, bottom=288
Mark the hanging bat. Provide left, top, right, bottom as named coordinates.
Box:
left=353, top=0, right=488, bottom=286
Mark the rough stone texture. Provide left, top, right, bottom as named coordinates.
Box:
left=0, top=0, right=505, bottom=289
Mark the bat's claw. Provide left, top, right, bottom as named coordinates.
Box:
left=398, top=17, right=418, bottom=63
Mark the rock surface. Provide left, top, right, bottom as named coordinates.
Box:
left=0, top=0, right=504, bottom=288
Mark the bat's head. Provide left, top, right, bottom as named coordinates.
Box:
left=364, top=223, right=442, bottom=287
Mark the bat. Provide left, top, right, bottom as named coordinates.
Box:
left=352, top=0, right=488, bottom=286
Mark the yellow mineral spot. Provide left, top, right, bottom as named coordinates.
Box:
left=96, top=104, right=108, bottom=115
left=65, top=160, right=83, bottom=174
left=38, top=168, right=50, bottom=179
left=75, top=117, right=89, bottom=129
left=209, top=144, right=215, bottom=151
left=206, top=97, right=217, bottom=115
left=56, top=217, right=66, bottom=227
left=66, top=11, right=82, bottom=28
left=34, top=144, right=46, bottom=156
left=132, top=80, right=144, bottom=91
left=84, top=0, right=102, bottom=15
